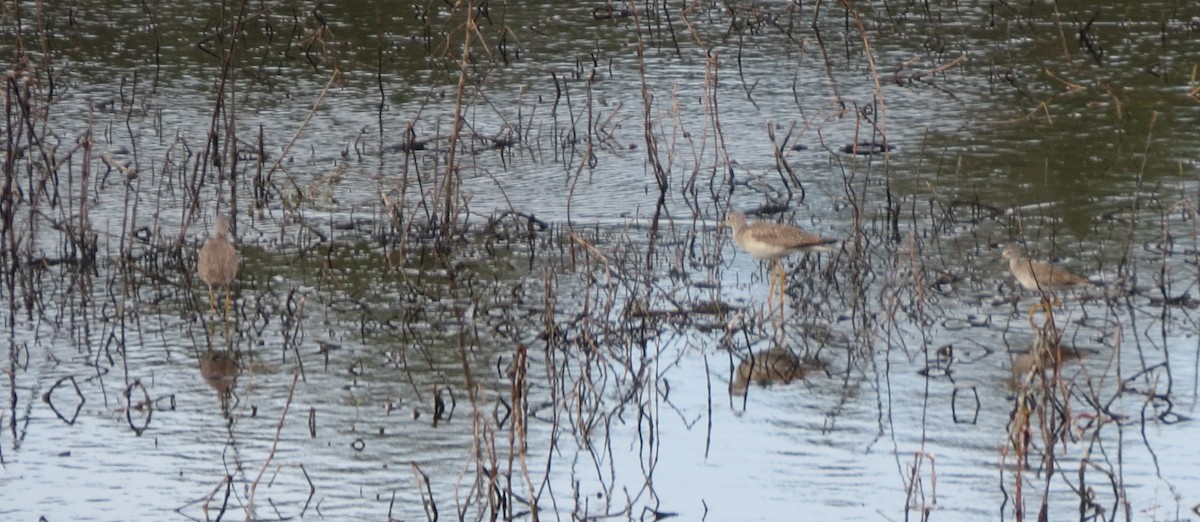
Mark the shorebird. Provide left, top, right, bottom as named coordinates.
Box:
left=721, top=210, right=838, bottom=307
left=1001, top=244, right=1089, bottom=315
left=198, top=215, right=238, bottom=315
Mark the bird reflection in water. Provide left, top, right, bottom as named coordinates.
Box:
left=730, top=348, right=819, bottom=395
left=199, top=350, right=241, bottom=415
left=1008, top=332, right=1083, bottom=392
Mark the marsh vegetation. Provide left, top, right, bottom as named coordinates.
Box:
left=3, top=1, right=1199, bottom=520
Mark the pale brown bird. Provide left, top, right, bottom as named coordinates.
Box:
left=1001, top=245, right=1088, bottom=293
left=721, top=210, right=838, bottom=304
left=198, top=215, right=238, bottom=314
left=1001, top=244, right=1090, bottom=316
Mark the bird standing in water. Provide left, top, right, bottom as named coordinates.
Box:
left=721, top=210, right=838, bottom=310
left=1001, top=244, right=1089, bottom=315
left=198, top=215, right=238, bottom=316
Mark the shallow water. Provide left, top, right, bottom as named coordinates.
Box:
left=3, top=1, right=1200, bottom=521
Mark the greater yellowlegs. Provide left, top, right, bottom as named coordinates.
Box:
left=721, top=210, right=837, bottom=308
left=198, top=215, right=238, bottom=314
left=1001, top=244, right=1088, bottom=316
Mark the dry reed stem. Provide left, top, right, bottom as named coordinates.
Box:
left=246, top=369, right=301, bottom=520
left=266, top=70, right=342, bottom=207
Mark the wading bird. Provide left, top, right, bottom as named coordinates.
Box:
left=721, top=210, right=838, bottom=309
left=1001, top=244, right=1089, bottom=315
left=198, top=215, right=238, bottom=315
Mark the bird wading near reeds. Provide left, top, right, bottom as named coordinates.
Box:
left=198, top=215, right=238, bottom=316
left=1001, top=244, right=1089, bottom=316
left=721, top=210, right=838, bottom=309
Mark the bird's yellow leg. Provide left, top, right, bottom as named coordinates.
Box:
left=769, top=261, right=777, bottom=301
left=222, top=286, right=235, bottom=341
left=756, top=260, right=789, bottom=336
left=772, top=265, right=782, bottom=319
left=772, top=260, right=786, bottom=326
left=765, top=262, right=776, bottom=314
left=208, top=287, right=217, bottom=314
left=778, top=267, right=787, bottom=327
left=1026, top=296, right=1056, bottom=321
left=1026, top=301, right=1041, bottom=319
